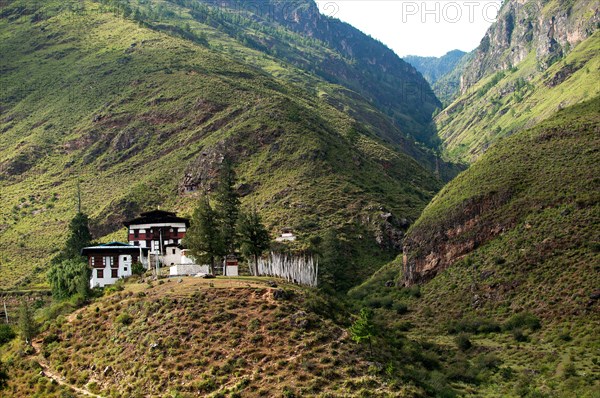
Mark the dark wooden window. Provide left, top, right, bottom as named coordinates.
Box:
left=111, top=268, right=118, bottom=278
left=97, top=269, right=104, bottom=278
left=133, top=229, right=139, bottom=238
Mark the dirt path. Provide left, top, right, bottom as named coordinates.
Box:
left=30, top=340, right=104, bottom=398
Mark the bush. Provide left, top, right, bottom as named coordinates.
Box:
left=446, top=317, right=501, bottom=334
left=393, top=302, right=408, bottom=315
left=455, top=333, right=472, bottom=351
left=0, top=325, right=16, bottom=346
left=116, top=313, right=133, bottom=325
left=131, top=261, right=145, bottom=276
left=512, top=328, right=528, bottom=342
left=503, top=312, right=541, bottom=331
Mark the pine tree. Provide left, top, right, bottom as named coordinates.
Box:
left=18, top=300, right=37, bottom=345
left=184, top=195, right=225, bottom=274
left=60, top=212, right=93, bottom=261
left=238, top=208, right=270, bottom=276
left=349, top=308, right=376, bottom=356
left=215, top=159, right=240, bottom=256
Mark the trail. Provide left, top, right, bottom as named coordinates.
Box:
left=30, top=340, right=104, bottom=398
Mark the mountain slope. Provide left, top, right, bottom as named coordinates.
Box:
left=6, top=279, right=434, bottom=397
left=437, top=0, right=600, bottom=162
left=405, top=50, right=470, bottom=106
left=0, top=0, right=446, bottom=290
left=111, top=0, right=442, bottom=147
left=403, top=96, right=600, bottom=319
left=404, top=50, right=467, bottom=85
left=346, top=98, right=600, bottom=397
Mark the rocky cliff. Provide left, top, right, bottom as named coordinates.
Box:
left=461, top=0, right=600, bottom=92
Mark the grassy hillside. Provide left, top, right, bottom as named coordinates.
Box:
left=366, top=97, right=600, bottom=396
left=114, top=0, right=441, bottom=146
left=438, top=30, right=600, bottom=162
left=0, top=0, right=450, bottom=290
left=0, top=277, right=464, bottom=397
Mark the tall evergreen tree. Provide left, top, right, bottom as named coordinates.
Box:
left=238, top=208, right=270, bottom=276
left=184, top=195, right=225, bottom=274
left=61, top=212, right=93, bottom=261
left=18, top=300, right=37, bottom=345
left=215, top=159, right=240, bottom=255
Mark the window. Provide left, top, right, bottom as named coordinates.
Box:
left=133, top=229, right=139, bottom=238
left=124, top=267, right=128, bottom=272
left=172, top=249, right=176, bottom=255
left=97, top=269, right=104, bottom=278
left=111, top=268, right=118, bottom=278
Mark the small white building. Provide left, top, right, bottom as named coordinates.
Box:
left=82, top=242, right=149, bottom=288
left=275, top=227, right=296, bottom=242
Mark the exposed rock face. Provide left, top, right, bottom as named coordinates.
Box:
left=402, top=191, right=513, bottom=286
left=461, top=0, right=600, bottom=92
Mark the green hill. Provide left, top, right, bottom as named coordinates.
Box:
left=437, top=0, right=600, bottom=162
left=0, top=0, right=454, bottom=291
left=354, top=97, right=600, bottom=397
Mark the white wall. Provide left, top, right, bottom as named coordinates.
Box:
left=90, top=255, right=133, bottom=288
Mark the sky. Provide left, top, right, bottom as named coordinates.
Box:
left=315, top=0, right=503, bottom=57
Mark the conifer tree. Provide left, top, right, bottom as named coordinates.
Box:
left=238, top=208, right=270, bottom=275
left=18, top=300, right=37, bottom=346
left=61, top=212, right=93, bottom=261
left=184, top=195, right=225, bottom=274
left=349, top=308, right=376, bottom=356
left=215, top=159, right=240, bottom=255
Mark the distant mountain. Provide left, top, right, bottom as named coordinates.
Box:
left=0, top=0, right=456, bottom=290
left=126, top=0, right=442, bottom=147
left=404, top=50, right=467, bottom=85
left=437, top=0, right=600, bottom=162
left=404, top=50, right=472, bottom=106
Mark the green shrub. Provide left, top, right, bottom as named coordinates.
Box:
left=131, top=262, right=145, bottom=276
left=455, top=333, right=472, bottom=351
left=503, top=312, right=541, bottom=331
left=116, top=313, right=133, bottom=325
left=0, top=325, right=16, bottom=346
left=446, top=317, right=501, bottom=334
left=512, top=328, right=528, bottom=342
left=393, top=302, right=408, bottom=315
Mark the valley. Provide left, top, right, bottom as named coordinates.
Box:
left=1, top=0, right=599, bottom=396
